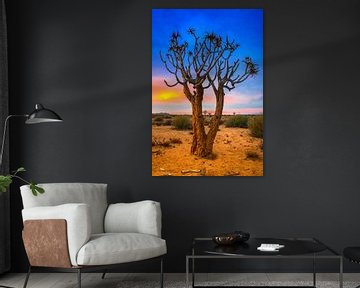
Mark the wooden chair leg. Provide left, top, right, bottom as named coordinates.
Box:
left=22, top=266, right=31, bottom=288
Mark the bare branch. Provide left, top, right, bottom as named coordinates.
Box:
left=164, top=79, right=179, bottom=87
left=160, top=28, right=258, bottom=103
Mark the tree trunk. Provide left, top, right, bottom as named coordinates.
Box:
left=206, top=89, right=225, bottom=155
left=190, top=87, right=208, bottom=157
left=189, top=86, right=224, bottom=158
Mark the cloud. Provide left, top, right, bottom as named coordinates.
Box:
left=152, top=76, right=187, bottom=104
left=152, top=102, right=191, bottom=114
left=224, top=108, right=263, bottom=115
left=203, top=90, right=263, bottom=109
left=152, top=75, right=263, bottom=115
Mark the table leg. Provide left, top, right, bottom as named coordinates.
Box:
left=192, top=247, right=195, bottom=288
left=186, top=257, right=189, bottom=288
left=192, top=257, right=195, bottom=288
left=339, top=257, right=343, bottom=288
left=313, top=254, right=316, bottom=287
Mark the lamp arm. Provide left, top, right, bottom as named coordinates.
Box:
left=0, top=114, right=28, bottom=169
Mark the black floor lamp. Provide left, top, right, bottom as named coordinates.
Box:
left=0, top=103, right=63, bottom=167
left=0, top=103, right=62, bottom=288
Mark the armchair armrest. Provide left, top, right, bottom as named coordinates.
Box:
left=104, top=200, right=162, bottom=237
left=22, top=203, right=91, bottom=266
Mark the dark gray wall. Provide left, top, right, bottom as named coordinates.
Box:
left=5, top=0, right=360, bottom=272
left=0, top=0, right=10, bottom=274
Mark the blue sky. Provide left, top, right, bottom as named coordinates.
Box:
left=152, top=9, right=263, bottom=115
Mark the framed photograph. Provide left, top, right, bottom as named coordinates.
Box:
left=152, top=9, right=263, bottom=176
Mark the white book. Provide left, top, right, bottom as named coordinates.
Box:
left=257, top=243, right=285, bottom=251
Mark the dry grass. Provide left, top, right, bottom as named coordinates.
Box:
left=246, top=150, right=260, bottom=160
left=152, top=138, right=171, bottom=147
left=169, top=137, right=182, bottom=144
left=152, top=137, right=182, bottom=147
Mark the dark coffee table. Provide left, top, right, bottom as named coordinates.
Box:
left=186, top=237, right=342, bottom=288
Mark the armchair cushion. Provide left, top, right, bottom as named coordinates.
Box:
left=22, top=203, right=91, bottom=266
left=104, top=200, right=162, bottom=237
left=21, top=183, right=108, bottom=234
left=76, top=233, right=167, bottom=266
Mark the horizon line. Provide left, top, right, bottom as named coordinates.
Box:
left=152, top=112, right=263, bottom=116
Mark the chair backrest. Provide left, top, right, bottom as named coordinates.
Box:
left=20, top=183, right=108, bottom=234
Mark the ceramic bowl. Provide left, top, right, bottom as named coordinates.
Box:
left=212, top=233, right=237, bottom=245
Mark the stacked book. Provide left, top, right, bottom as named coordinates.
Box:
left=257, top=243, right=285, bottom=252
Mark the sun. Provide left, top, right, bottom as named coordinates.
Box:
left=157, top=90, right=180, bottom=101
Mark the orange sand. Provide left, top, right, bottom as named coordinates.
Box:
left=152, top=126, right=263, bottom=176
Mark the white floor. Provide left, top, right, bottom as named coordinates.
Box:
left=0, top=273, right=358, bottom=288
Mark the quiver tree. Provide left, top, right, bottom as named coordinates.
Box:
left=160, top=28, right=259, bottom=157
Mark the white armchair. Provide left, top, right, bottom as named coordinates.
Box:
left=20, top=183, right=166, bottom=288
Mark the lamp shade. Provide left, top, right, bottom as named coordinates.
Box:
left=25, top=104, right=63, bottom=124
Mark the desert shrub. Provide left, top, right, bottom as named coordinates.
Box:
left=172, top=116, right=192, bottom=130
left=163, top=119, right=172, bottom=126
left=152, top=138, right=171, bottom=147
left=203, top=117, right=223, bottom=126
left=246, top=150, right=260, bottom=159
left=169, top=137, right=182, bottom=144
left=154, top=116, right=163, bottom=122
left=152, top=137, right=182, bottom=147
left=225, top=115, right=248, bottom=128
left=248, top=115, right=263, bottom=138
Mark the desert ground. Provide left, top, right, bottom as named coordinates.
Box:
left=152, top=125, right=263, bottom=176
